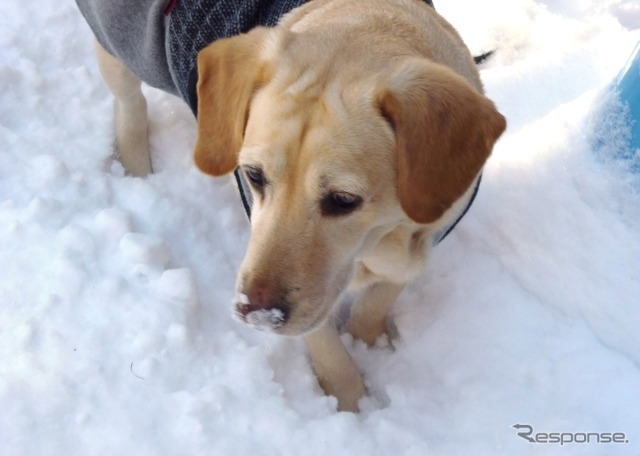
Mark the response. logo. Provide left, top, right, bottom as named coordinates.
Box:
left=513, top=423, right=630, bottom=446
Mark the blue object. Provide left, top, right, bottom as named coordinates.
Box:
left=615, top=41, right=640, bottom=153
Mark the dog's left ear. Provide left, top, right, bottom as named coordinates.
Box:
left=194, top=27, right=271, bottom=176
left=377, top=58, right=506, bottom=224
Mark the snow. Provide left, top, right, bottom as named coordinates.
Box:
left=1, top=0, right=639, bottom=455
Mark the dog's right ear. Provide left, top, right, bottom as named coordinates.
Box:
left=376, top=58, right=506, bottom=224
left=194, top=27, right=271, bottom=176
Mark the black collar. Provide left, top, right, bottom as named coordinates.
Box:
left=432, top=174, right=482, bottom=244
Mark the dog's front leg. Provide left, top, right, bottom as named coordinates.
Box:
left=305, top=319, right=366, bottom=412
left=95, top=41, right=152, bottom=177
left=345, top=281, right=405, bottom=346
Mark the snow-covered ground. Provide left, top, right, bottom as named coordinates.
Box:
left=1, top=0, right=639, bottom=454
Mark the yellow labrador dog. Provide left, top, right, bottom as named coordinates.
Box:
left=78, top=0, right=505, bottom=411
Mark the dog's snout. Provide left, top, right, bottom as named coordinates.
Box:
left=238, top=288, right=272, bottom=313
left=233, top=288, right=290, bottom=331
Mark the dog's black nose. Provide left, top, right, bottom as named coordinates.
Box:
left=233, top=291, right=290, bottom=330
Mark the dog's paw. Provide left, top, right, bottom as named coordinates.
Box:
left=345, top=316, right=399, bottom=350
left=318, top=369, right=366, bottom=413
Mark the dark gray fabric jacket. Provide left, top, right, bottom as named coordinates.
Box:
left=76, top=0, right=312, bottom=112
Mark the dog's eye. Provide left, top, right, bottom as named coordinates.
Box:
left=244, top=166, right=266, bottom=190
left=321, top=192, right=363, bottom=217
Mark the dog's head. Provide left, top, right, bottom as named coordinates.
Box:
left=194, top=26, right=505, bottom=335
